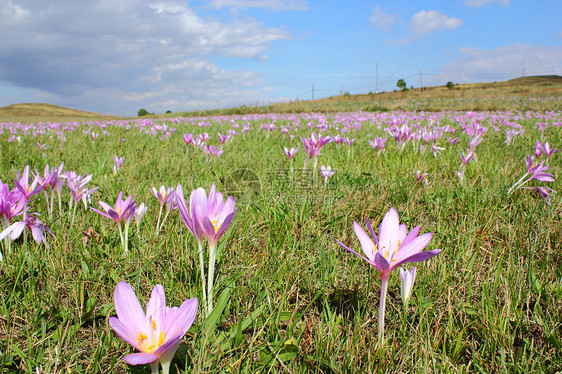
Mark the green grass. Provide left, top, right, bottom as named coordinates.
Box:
left=0, top=104, right=561, bottom=373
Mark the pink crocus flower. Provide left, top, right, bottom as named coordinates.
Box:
left=14, top=165, right=42, bottom=203
left=133, top=202, right=147, bottom=232
left=183, top=133, right=193, bottom=146
left=66, top=172, right=99, bottom=210
left=284, top=147, right=299, bottom=161
left=529, top=186, right=556, bottom=205
left=91, top=191, right=136, bottom=252
left=150, top=186, right=175, bottom=233
left=177, top=183, right=236, bottom=316
left=368, top=136, right=387, bottom=153
left=336, top=207, right=440, bottom=343
left=459, top=149, right=476, bottom=166
left=541, top=141, right=560, bottom=162
left=534, top=141, right=543, bottom=158
left=91, top=191, right=136, bottom=225
left=399, top=267, right=416, bottom=309
left=508, top=155, right=555, bottom=203
left=446, top=136, right=459, bottom=148
left=204, top=145, right=223, bottom=162
left=415, top=171, right=429, bottom=185
left=109, top=281, right=198, bottom=374
left=320, top=165, right=335, bottom=186
left=113, top=156, right=124, bottom=174
left=0, top=213, right=54, bottom=247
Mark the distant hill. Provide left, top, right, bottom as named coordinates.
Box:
left=0, top=103, right=119, bottom=122
left=1, top=76, right=561, bottom=122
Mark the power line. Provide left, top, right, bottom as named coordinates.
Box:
left=148, top=53, right=206, bottom=112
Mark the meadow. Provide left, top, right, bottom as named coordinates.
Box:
left=0, top=98, right=561, bottom=373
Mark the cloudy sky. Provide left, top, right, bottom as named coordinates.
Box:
left=0, top=0, right=561, bottom=116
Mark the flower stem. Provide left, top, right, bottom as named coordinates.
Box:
left=156, top=204, right=163, bottom=234
left=150, top=361, right=160, bottom=374
left=124, top=222, right=129, bottom=254
left=71, top=202, right=78, bottom=227
left=118, top=222, right=124, bottom=247
left=207, top=242, right=218, bottom=316
left=508, top=173, right=530, bottom=195
left=378, top=276, right=389, bottom=345
left=196, top=240, right=208, bottom=315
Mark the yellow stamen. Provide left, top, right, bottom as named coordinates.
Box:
left=211, top=219, right=221, bottom=233
left=158, top=331, right=166, bottom=346
left=138, top=332, right=147, bottom=344
left=152, top=319, right=157, bottom=330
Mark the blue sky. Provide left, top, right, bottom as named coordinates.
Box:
left=0, top=0, right=560, bottom=116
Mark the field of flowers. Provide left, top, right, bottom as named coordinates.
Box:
left=1, top=105, right=561, bottom=373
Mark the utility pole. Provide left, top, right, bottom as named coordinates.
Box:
left=420, top=69, right=423, bottom=93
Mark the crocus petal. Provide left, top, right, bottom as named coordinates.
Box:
left=162, top=297, right=198, bottom=336
left=393, top=232, right=433, bottom=263
left=109, top=316, right=143, bottom=352
left=0, top=222, right=19, bottom=241
left=146, top=284, right=166, bottom=327
left=400, top=225, right=421, bottom=248
left=391, top=249, right=442, bottom=271
left=335, top=238, right=370, bottom=263
left=114, top=282, right=148, bottom=335
left=378, top=208, right=400, bottom=255
left=365, top=218, right=378, bottom=246
left=124, top=352, right=159, bottom=365
left=374, top=252, right=390, bottom=275
left=190, top=188, right=208, bottom=238
left=353, top=221, right=375, bottom=262
left=10, top=222, right=26, bottom=240
left=90, top=207, right=113, bottom=220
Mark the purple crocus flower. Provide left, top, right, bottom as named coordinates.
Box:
left=150, top=186, right=175, bottom=233
left=109, top=281, right=198, bottom=374
left=91, top=191, right=136, bottom=225
left=284, top=147, right=299, bottom=161
left=113, top=156, right=124, bottom=174
left=415, top=171, right=429, bottom=185
left=0, top=213, right=54, bottom=247
left=336, top=207, right=440, bottom=343
left=178, top=183, right=236, bottom=316
left=91, top=191, right=136, bottom=252
left=14, top=165, right=42, bottom=203
left=541, top=141, right=560, bottom=162
left=204, top=145, right=223, bottom=162
left=399, top=267, right=416, bottom=308
left=196, top=183, right=237, bottom=248
left=66, top=172, right=99, bottom=210
left=183, top=133, right=193, bottom=146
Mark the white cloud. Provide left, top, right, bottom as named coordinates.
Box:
left=369, top=6, right=400, bottom=32
left=433, top=43, right=562, bottom=84
left=410, top=10, right=463, bottom=36
left=0, top=0, right=292, bottom=114
left=208, top=0, right=309, bottom=11
left=464, top=0, right=509, bottom=7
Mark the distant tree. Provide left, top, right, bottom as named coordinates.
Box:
left=166, top=110, right=172, bottom=114
left=446, top=81, right=455, bottom=89
left=396, top=79, right=407, bottom=91
left=138, top=108, right=148, bottom=116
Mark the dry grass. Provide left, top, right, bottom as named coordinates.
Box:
left=0, top=103, right=119, bottom=123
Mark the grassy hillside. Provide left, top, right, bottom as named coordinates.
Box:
left=1, top=75, right=561, bottom=122
left=0, top=103, right=119, bottom=122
